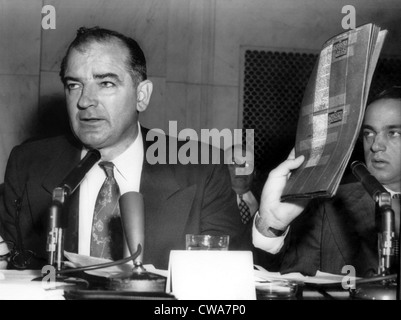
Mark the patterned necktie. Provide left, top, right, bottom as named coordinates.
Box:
left=90, top=162, right=124, bottom=260
left=238, top=194, right=252, bottom=224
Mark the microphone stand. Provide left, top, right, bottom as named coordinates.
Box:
left=349, top=161, right=398, bottom=300
left=352, top=191, right=398, bottom=300
left=45, top=149, right=101, bottom=272
left=376, top=192, right=395, bottom=277
left=107, top=191, right=167, bottom=293
left=46, top=186, right=69, bottom=271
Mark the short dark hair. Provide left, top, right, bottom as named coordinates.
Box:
left=359, top=85, right=401, bottom=142
left=368, top=85, right=401, bottom=105
left=59, top=26, right=147, bottom=85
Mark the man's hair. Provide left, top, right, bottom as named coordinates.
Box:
left=368, top=85, right=401, bottom=105
left=358, top=85, right=401, bottom=142
left=59, top=26, right=147, bottom=85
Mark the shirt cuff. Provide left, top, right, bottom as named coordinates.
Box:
left=251, top=212, right=289, bottom=254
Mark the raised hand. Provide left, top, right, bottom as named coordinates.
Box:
left=256, top=149, right=309, bottom=236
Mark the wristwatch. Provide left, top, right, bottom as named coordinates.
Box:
left=266, top=226, right=286, bottom=237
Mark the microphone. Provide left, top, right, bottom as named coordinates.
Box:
left=108, top=191, right=167, bottom=292
left=47, top=149, right=100, bottom=269
left=119, top=192, right=145, bottom=264
left=351, top=160, right=395, bottom=274
left=350, top=161, right=388, bottom=201
left=58, top=149, right=101, bottom=196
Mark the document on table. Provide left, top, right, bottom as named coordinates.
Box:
left=64, top=251, right=168, bottom=278
left=254, top=264, right=358, bottom=285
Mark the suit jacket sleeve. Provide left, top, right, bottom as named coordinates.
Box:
left=255, top=200, right=323, bottom=275
left=2, top=145, right=23, bottom=248
left=1, top=144, right=49, bottom=268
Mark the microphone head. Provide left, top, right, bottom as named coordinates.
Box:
left=119, top=191, right=145, bottom=263
left=87, top=148, right=101, bottom=159
left=350, top=160, right=388, bottom=200
left=350, top=160, right=369, bottom=181
left=350, top=160, right=364, bottom=172
left=59, top=148, right=101, bottom=195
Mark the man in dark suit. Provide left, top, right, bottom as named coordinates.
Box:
left=253, top=86, right=401, bottom=277
left=224, top=144, right=259, bottom=224
left=0, top=26, right=250, bottom=270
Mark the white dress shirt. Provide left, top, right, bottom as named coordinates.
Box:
left=78, top=125, right=144, bottom=256
left=252, top=212, right=289, bottom=254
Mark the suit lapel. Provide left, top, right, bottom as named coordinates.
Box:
left=326, top=182, right=376, bottom=265
left=41, top=138, right=82, bottom=195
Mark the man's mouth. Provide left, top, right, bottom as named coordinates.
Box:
left=371, top=158, right=388, bottom=168
left=80, top=117, right=103, bottom=122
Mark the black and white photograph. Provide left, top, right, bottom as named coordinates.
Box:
left=0, top=0, right=400, bottom=306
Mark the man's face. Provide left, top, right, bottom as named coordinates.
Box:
left=225, top=147, right=255, bottom=195
left=64, top=40, right=139, bottom=158
left=363, top=98, right=401, bottom=192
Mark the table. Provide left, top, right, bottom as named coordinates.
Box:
left=0, top=270, right=66, bottom=300
left=1, top=269, right=393, bottom=300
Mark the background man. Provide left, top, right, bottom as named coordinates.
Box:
left=253, top=86, right=401, bottom=277
left=225, top=144, right=259, bottom=224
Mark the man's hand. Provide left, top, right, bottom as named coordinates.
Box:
left=256, top=149, right=309, bottom=236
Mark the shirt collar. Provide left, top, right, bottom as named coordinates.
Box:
left=385, top=187, right=399, bottom=198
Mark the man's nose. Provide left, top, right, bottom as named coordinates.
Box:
left=78, top=85, right=98, bottom=109
left=371, top=133, right=387, bottom=152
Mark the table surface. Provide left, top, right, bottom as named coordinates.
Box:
left=0, top=270, right=67, bottom=300
left=0, top=269, right=357, bottom=300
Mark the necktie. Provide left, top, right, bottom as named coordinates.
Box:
left=238, top=194, right=252, bottom=224
left=90, top=162, right=124, bottom=260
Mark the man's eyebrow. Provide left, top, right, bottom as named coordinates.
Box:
left=63, top=76, right=80, bottom=83
left=362, top=124, right=401, bottom=131
left=93, top=73, right=122, bottom=83
left=386, top=125, right=401, bottom=131
left=63, top=73, right=123, bottom=83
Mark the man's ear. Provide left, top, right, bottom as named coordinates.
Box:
left=136, top=80, right=153, bottom=112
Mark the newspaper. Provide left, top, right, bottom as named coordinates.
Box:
left=282, top=23, right=387, bottom=200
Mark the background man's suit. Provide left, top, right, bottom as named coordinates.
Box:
left=258, top=182, right=379, bottom=277
left=1, top=127, right=251, bottom=270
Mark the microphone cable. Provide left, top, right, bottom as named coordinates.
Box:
left=55, top=244, right=142, bottom=275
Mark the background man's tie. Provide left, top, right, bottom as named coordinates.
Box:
left=238, top=194, right=252, bottom=224
left=90, top=161, right=124, bottom=260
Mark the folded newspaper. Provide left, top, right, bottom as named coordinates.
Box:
left=282, top=23, right=387, bottom=200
